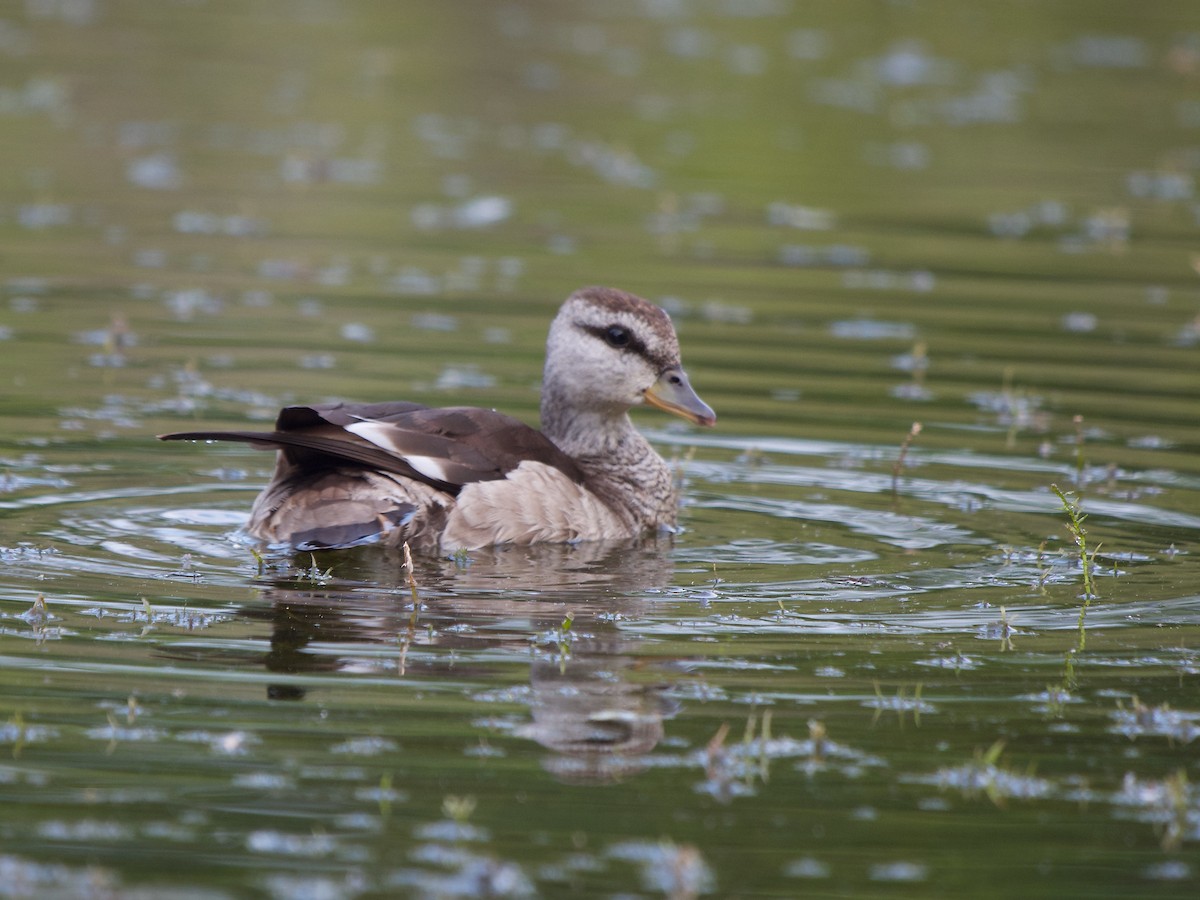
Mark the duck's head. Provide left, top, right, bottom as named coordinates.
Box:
left=542, top=287, right=716, bottom=430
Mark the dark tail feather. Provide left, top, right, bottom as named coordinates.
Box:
left=158, top=430, right=280, bottom=446
left=158, top=429, right=457, bottom=491
left=158, top=429, right=399, bottom=468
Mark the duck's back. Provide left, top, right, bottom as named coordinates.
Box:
left=163, top=401, right=618, bottom=551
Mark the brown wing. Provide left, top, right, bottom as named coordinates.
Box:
left=158, top=400, right=584, bottom=495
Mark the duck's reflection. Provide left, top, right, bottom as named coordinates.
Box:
left=243, top=537, right=683, bottom=782
left=518, top=639, right=678, bottom=783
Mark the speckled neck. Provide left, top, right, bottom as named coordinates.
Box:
left=540, top=398, right=677, bottom=529
left=581, top=433, right=678, bottom=530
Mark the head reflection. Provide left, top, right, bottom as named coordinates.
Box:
left=519, top=643, right=678, bottom=784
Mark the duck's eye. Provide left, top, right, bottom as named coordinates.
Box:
left=604, top=325, right=630, bottom=348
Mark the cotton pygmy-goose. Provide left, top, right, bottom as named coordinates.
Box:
left=159, top=287, right=716, bottom=552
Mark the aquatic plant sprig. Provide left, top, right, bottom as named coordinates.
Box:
left=1050, top=483, right=1099, bottom=611
left=934, top=739, right=1051, bottom=808
left=554, top=612, right=576, bottom=673
left=1157, top=769, right=1191, bottom=852
left=298, top=553, right=333, bottom=584
left=869, top=682, right=926, bottom=727
left=1050, top=483, right=1102, bottom=697
left=1117, top=769, right=1193, bottom=852
left=1060, top=648, right=1079, bottom=693
left=702, top=712, right=776, bottom=795
left=397, top=541, right=421, bottom=676
left=993, top=606, right=1018, bottom=652
left=5, top=711, right=27, bottom=759
left=891, top=421, right=922, bottom=495
left=402, top=541, right=421, bottom=610
left=442, top=794, right=477, bottom=825
left=740, top=710, right=774, bottom=786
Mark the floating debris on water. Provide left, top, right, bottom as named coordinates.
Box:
left=175, top=730, right=260, bottom=757
left=126, top=153, right=182, bottom=190
left=330, top=736, right=401, bottom=756
left=1110, top=697, right=1200, bottom=744
left=340, top=322, right=376, bottom=343
left=829, top=319, right=917, bottom=340
left=870, top=861, right=929, bottom=883
left=783, top=857, right=831, bottom=879
left=608, top=839, right=715, bottom=898
left=925, top=742, right=1054, bottom=805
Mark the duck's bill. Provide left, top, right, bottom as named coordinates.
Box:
left=644, top=368, right=716, bottom=426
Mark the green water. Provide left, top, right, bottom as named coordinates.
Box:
left=1, top=1, right=1199, bottom=897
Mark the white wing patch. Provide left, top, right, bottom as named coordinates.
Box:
left=345, top=419, right=401, bottom=450
left=344, top=421, right=453, bottom=483
left=399, top=454, right=453, bottom=484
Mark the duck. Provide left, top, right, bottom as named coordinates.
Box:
left=159, top=286, right=716, bottom=552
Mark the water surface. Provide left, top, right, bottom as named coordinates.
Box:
left=2, top=2, right=1200, bottom=897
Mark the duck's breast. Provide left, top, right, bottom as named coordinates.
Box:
left=439, top=460, right=630, bottom=551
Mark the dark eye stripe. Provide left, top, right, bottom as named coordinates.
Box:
left=579, top=322, right=648, bottom=358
